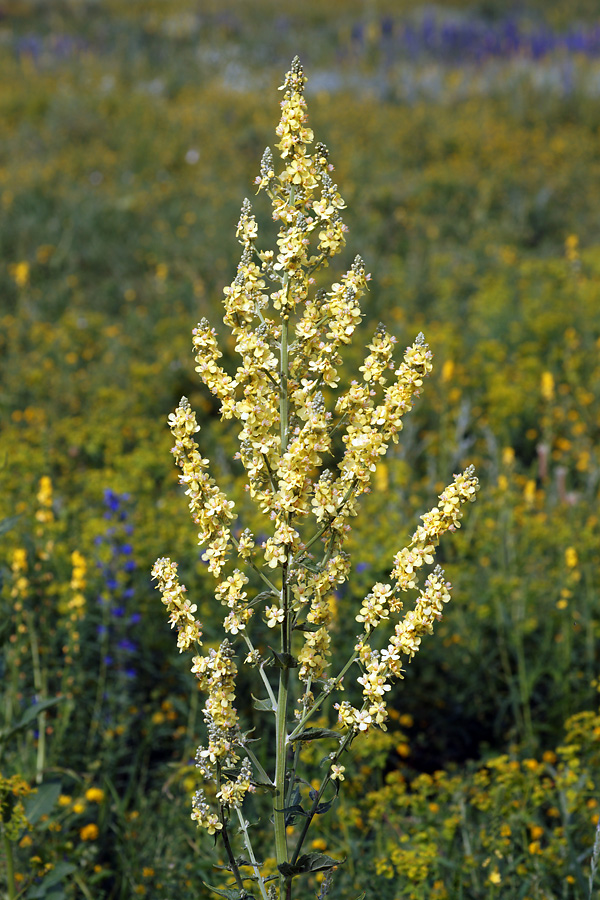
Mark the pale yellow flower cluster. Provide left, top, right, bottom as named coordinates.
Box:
left=216, top=758, right=255, bottom=809
left=151, top=557, right=203, bottom=652
left=293, top=552, right=350, bottom=681
left=191, top=788, right=222, bottom=834
left=216, top=569, right=252, bottom=635
left=290, top=258, right=368, bottom=392
left=336, top=468, right=479, bottom=733
left=386, top=565, right=452, bottom=663
left=336, top=333, right=433, bottom=499
left=167, top=397, right=235, bottom=578
left=391, top=466, right=479, bottom=594
left=192, top=640, right=238, bottom=736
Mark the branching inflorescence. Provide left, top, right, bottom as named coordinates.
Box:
left=152, top=58, right=479, bottom=900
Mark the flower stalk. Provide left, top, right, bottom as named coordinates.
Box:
left=152, top=57, right=479, bottom=900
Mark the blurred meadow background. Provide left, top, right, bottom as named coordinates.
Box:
left=1, top=0, right=600, bottom=897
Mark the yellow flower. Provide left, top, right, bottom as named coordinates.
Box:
left=58, top=795, right=72, bottom=807
left=501, top=446, right=515, bottom=466
left=72, top=802, right=86, bottom=814
left=85, top=788, right=105, bottom=803
left=565, top=234, right=579, bottom=262
left=523, top=479, right=536, bottom=506
left=80, top=823, right=99, bottom=841
left=142, top=867, right=155, bottom=878
left=540, top=371, right=555, bottom=401
left=488, top=869, right=501, bottom=885
left=11, top=261, right=30, bottom=288
left=441, top=359, right=454, bottom=383
left=311, top=838, right=327, bottom=851
left=565, top=547, right=578, bottom=569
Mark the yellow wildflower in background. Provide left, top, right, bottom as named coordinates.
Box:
left=35, top=476, right=54, bottom=524
left=79, top=823, right=99, bottom=841
left=540, top=371, right=555, bottom=402
left=565, top=234, right=579, bottom=263
left=10, top=261, right=29, bottom=288
left=565, top=547, right=578, bottom=569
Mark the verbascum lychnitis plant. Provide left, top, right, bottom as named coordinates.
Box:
left=152, top=58, right=479, bottom=900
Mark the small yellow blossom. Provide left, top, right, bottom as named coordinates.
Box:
left=11, top=261, right=30, bottom=288
left=540, top=371, right=555, bottom=401
left=80, top=823, right=99, bottom=841
left=565, top=547, right=578, bottom=569
left=311, top=838, right=328, bottom=850
left=85, top=787, right=105, bottom=803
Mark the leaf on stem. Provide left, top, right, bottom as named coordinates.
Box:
left=288, top=727, right=341, bottom=742
left=24, top=780, right=63, bottom=825
left=252, top=694, right=277, bottom=713
left=0, top=696, right=65, bottom=744
left=277, top=852, right=343, bottom=877
left=268, top=648, right=298, bottom=669
left=250, top=590, right=279, bottom=608
left=202, top=882, right=256, bottom=900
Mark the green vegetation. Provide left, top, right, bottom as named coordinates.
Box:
left=1, top=2, right=599, bottom=898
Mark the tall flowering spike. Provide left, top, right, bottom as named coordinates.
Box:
left=391, top=465, right=479, bottom=595
left=154, top=62, right=480, bottom=878
left=168, top=397, right=235, bottom=578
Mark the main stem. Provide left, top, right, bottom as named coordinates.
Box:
left=274, top=311, right=291, bottom=893
left=2, top=830, right=16, bottom=900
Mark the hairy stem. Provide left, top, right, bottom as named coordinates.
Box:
left=235, top=806, right=269, bottom=900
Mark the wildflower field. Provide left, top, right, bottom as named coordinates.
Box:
left=1, top=1, right=600, bottom=898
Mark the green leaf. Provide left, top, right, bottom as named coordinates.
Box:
left=293, top=621, right=320, bottom=632
left=26, top=887, right=66, bottom=900
left=273, top=802, right=309, bottom=826
left=289, top=728, right=340, bottom=742
left=0, top=515, right=21, bottom=537
left=201, top=881, right=255, bottom=900
left=25, top=861, right=76, bottom=897
left=268, top=648, right=298, bottom=669
left=252, top=694, right=276, bottom=713
left=0, top=696, right=65, bottom=744
left=251, top=590, right=278, bottom=606
left=277, top=852, right=343, bottom=877
left=24, top=780, right=62, bottom=825
left=315, top=797, right=336, bottom=815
